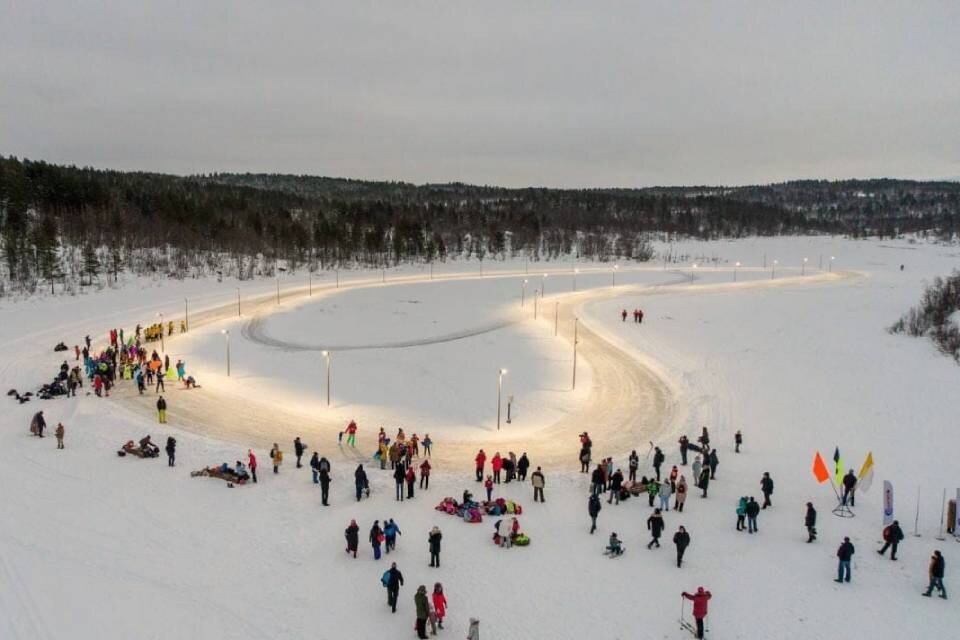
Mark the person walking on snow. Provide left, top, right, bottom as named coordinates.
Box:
left=355, top=464, right=368, bottom=501
left=419, top=459, right=431, bottom=490
left=734, top=429, right=743, bottom=453
left=370, top=521, right=384, bottom=561
left=835, top=537, right=855, bottom=583
left=294, top=437, right=306, bottom=468
left=698, top=466, right=710, bottom=498
left=432, top=583, right=447, bottom=628
left=588, top=493, right=602, bottom=534
left=309, top=452, right=320, bottom=483
left=428, top=526, right=442, bottom=567
left=422, top=434, right=432, bottom=457
left=415, top=585, right=430, bottom=639
left=736, top=496, right=747, bottom=531
left=707, top=448, right=719, bottom=479
left=745, top=496, right=760, bottom=533
left=270, top=443, right=283, bottom=473
left=608, top=468, right=624, bottom=504
left=484, top=475, right=494, bottom=502
left=344, top=420, right=358, bottom=447
left=384, top=519, right=401, bottom=553
left=681, top=587, right=712, bottom=639
left=467, top=618, right=480, bottom=640
left=760, top=472, right=774, bottom=508
left=678, top=435, right=689, bottom=465
left=805, top=502, right=817, bottom=542
left=658, top=478, right=673, bottom=511
left=674, top=526, right=691, bottom=568
left=591, top=465, right=606, bottom=497
left=345, top=520, right=359, bottom=558
left=54, top=422, right=65, bottom=449
left=165, top=436, right=176, bottom=466
left=517, top=452, right=530, bottom=481
left=621, top=309, right=628, bottom=322
left=491, top=452, right=503, bottom=484
left=394, top=461, right=406, bottom=501
left=384, top=561, right=403, bottom=612
left=405, top=465, right=416, bottom=499
left=691, top=456, right=702, bottom=484
left=652, top=446, right=664, bottom=480
left=475, top=449, right=486, bottom=482
left=531, top=466, right=545, bottom=502
left=923, top=550, right=947, bottom=599
left=879, top=520, right=904, bottom=560
left=156, top=396, right=167, bottom=424
left=647, top=508, right=664, bottom=549
left=842, top=469, right=858, bottom=506
left=675, top=476, right=688, bottom=512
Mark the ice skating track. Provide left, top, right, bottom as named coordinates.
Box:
left=113, top=267, right=857, bottom=470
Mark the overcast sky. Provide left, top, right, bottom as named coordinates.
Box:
left=1, top=1, right=958, bottom=188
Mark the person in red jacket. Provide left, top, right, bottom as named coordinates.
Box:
left=681, top=587, right=712, bottom=639
left=432, top=582, right=447, bottom=629
left=419, top=459, right=431, bottom=490
left=491, top=452, right=503, bottom=484
left=475, top=449, right=486, bottom=482
left=247, top=449, right=258, bottom=483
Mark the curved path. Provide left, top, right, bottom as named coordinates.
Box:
left=112, top=267, right=857, bottom=471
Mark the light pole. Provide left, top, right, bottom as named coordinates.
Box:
left=734, top=261, right=740, bottom=282
left=521, top=279, right=528, bottom=307
left=691, top=263, right=698, bottom=284
left=573, top=268, right=579, bottom=292
left=322, top=350, right=331, bottom=406
left=309, top=271, right=313, bottom=296
left=771, top=259, right=778, bottom=280
left=554, top=301, right=559, bottom=336
left=497, top=368, right=507, bottom=430
left=612, top=264, right=619, bottom=286
left=336, top=269, right=340, bottom=288
left=829, top=256, right=835, bottom=272
left=382, top=268, right=386, bottom=283
left=541, top=273, right=548, bottom=297
left=534, top=289, right=539, bottom=320
left=276, top=277, right=281, bottom=304
left=802, top=257, right=808, bottom=276
left=819, top=254, right=823, bottom=270
left=184, top=298, right=189, bottom=332
left=572, top=317, right=580, bottom=390
left=157, top=312, right=164, bottom=352
left=236, top=287, right=241, bottom=317
left=430, top=262, right=434, bottom=280
left=221, top=329, right=230, bottom=376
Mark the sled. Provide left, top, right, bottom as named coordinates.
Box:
left=685, top=443, right=703, bottom=453
left=603, top=548, right=625, bottom=558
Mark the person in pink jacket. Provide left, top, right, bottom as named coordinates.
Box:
left=247, top=449, right=258, bottom=483
left=432, top=583, right=447, bottom=630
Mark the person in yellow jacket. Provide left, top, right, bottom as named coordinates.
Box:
left=270, top=443, right=283, bottom=474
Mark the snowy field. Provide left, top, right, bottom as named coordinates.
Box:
left=1, top=237, right=959, bottom=639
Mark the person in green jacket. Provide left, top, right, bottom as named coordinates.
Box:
left=415, top=585, right=430, bottom=639
left=736, top=496, right=747, bottom=531
left=646, top=477, right=659, bottom=508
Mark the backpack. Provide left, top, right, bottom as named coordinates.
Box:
left=381, top=571, right=391, bottom=588
left=882, top=525, right=892, bottom=542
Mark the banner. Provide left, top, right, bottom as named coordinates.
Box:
left=857, top=452, right=875, bottom=493
left=956, top=489, right=960, bottom=535
left=883, top=481, right=894, bottom=526
left=812, top=452, right=830, bottom=484
left=833, top=447, right=843, bottom=484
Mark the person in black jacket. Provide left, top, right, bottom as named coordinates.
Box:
left=428, top=526, right=442, bottom=567
left=836, top=537, right=855, bottom=583
left=590, top=465, right=604, bottom=496
left=309, top=451, right=320, bottom=483
left=294, top=436, right=307, bottom=468
left=842, top=470, right=858, bottom=506
left=707, top=448, right=719, bottom=479
left=355, top=464, right=368, bottom=502
left=165, top=436, right=176, bottom=467
left=878, top=520, right=905, bottom=561
left=673, top=526, right=690, bottom=567
left=760, top=472, right=774, bottom=509
left=517, top=453, right=530, bottom=481
left=394, top=461, right=406, bottom=502
left=923, top=550, right=947, bottom=599
left=647, top=508, right=664, bottom=548
left=319, top=465, right=331, bottom=506
left=805, top=502, right=817, bottom=543
left=745, top=497, right=760, bottom=533
left=588, top=494, right=602, bottom=534
left=156, top=396, right=167, bottom=424
left=344, top=520, right=359, bottom=558
left=652, top=447, right=665, bottom=481
left=385, top=562, right=404, bottom=612
left=370, top=521, right=384, bottom=560
left=607, top=469, right=624, bottom=505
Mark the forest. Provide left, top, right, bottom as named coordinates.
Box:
left=1, top=155, right=959, bottom=293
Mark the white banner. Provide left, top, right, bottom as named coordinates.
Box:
left=956, top=488, right=960, bottom=536
left=883, top=481, right=894, bottom=526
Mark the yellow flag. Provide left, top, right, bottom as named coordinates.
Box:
left=857, top=451, right=875, bottom=493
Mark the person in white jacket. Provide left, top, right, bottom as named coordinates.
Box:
left=466, top=618, right=480, bottom=640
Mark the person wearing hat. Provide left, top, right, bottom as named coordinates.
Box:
left=681, top=586, right=712, bottom=639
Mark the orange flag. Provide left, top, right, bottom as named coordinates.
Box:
left=812, top=452, right=830, bottom=484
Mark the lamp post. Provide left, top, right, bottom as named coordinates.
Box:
left=541, top=273, right=548, bottom=297
left=309, top=271, right=313, bottom=296
left=734, top=261, right=740, bottom=282
left=184, top=298, right=189, bottom=332
left=382, top=268, right=386, bottom=283
left=236, top=288, right=241, bottom=317
left=276, top=277, right=281, bottom=304
left=573, top=268, right=579, bottom=292
left=612, top=264, right=619, bottom=286
left=322, top=350, right=331, bottom=406
left=771, top=259, right=778, bottom=280
left=521, top=279, right=528, bottom=307
left=691, top=263, right=698, bottom=284
left=572, top=317, right=580, bottom=390
left=158, top=312, right=164, bottom=352
left=430, top=262, right=434, bottom=280
left=829, top=256, right=835, bottom=273
left=802, top=257, right=808, bottom=276
left=554, top=301, right=559, bottom=336
left=221, top=329, right=230, bottom=376
left=534, top=289, right=539, bottom=320
left=336, top=269, right=340, bottom=288
left=497, top=368, right=507, bottom=430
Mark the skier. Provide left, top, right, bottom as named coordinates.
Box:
left=353, top=464, right=368, bottom=502
left=652, top=446, right=665, bottom=480
left=674, top=526, right=691, bottom=568
left=344, top=520, right=359, bottom=558
left=370, top=520, right=384, bottom=560
left=384, top=518, right=401, bottom=553
left=517, top=452, right=530, bottom=481
left=878, top=520, right=904, bottom=561
left=531, top=466, right=545, bottom=502
left=707, top=448, right=719, bottom=479
left=646, top=508, right=664, bottom=549
left=681, top=587, right=712, bottom=639
left=165, top=436, right=176, bottom=466
left=156, top=396, right=167, bottom=424
left=394, top=461, right=406, bottom=501
left=492, top=452, right=503, bottom=484
left=805, top=502, right=817, bottom=542
left=842, top=469, right=858, bottom=506
left=415, top=585, right=430, bottom=639
left=475, top=449, right=486, bottom=482
left=675, top=476, right=688, bottom=512
left=835, top=537, right=855, bottom=583
left=384, top=561, right=403, bottom=612
left=658, top=477, right=673, bottom=511
left=922, top=550, right=947, bottom=599
left=54, top=423, right=65, bottom=450
left=248, top=449, right=258, bottom=483
left=419, top=459, right=431, bottom=490
left=608, top=468, right=624, bottom=504
left=678, top=435, right=689, bottom=465
left=319, top=462, right=331, bottom=506
left=734, top=429, right=742, bottom=453
left=745, top=496, right=760, bottom=533
left=761, top=472, right=774, bottom=508
left=294, top=437, right=306, bottom=468
left=428, top=526, right=442, bottom=567
left=270, top=443, right=283, bottom=473
left=588, top=493, right=602, bottom=534
left=432, top=583, right=447, bottom=629
left=345, top=420, right=358, bottom=447
left=467, top=618, right=480, bottom=640
left=628, top=450, right=639, bottom=482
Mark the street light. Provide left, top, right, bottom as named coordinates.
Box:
left=184, top=298, right=189, bottom=332
left=771, top=259, right=778, bottom=280
left=829, top=256, right=835, bottom=272
left=309, top=271, right=313, bottom=296
left=691, top=264, right=698, bottom=285
left=554, top=301, right=559, bottom=336
left=534, top=289, right=539, bottom=319
left=541, top=273, right=548, bottom=297
left=322, top=350, right=331, bottom=406
left=157, top=312, right=164, bottom=352
left=802, top=257, right=808, bottom=276
left=236, top=287, right=241, bottom=317
left=573, top=268, right=579, bottom=292
left=734, top=261, right=741, bottom=282
left=221, top=329, right=230, bottom=376
left=572, top=317, right=580, bottom=390
left=521, top=279, right=528, bottom=307
left=612, top=264, right=619, bottom=286
left=497, top=368, right=508, bottom=430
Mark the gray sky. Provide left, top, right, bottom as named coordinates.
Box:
left=2, top=1, right=958, bottom=187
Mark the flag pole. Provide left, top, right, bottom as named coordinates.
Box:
left=913, top=486, right=922, bottom=537
left=935, top=488, right=947, bottom=541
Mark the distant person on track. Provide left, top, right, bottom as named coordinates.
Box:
left=248, top=449, right=258, bottom=483
left=621, top=309, right=628, bottom=322
left=735, top=429, right=743, bottom=453
left=805, top=502, right=817, bottom=542
left=345, top=420, right=358, bottom=447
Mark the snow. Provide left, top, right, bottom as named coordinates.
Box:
left=2, top=238, right=959, bottom=639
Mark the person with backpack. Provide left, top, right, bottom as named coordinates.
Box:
left=156, top=396, right=167, bottom=424
left=805, top=502, right=817, bottom=542
left=681, top=587, right=712, bottom=639
left=673, top=526, right=691, bottom=568
left=652, top=446, right=665, bottom=480
left=415, top=585, right=430, bottom=639
left=427, top=526, right=442, bottom=567
left=531, top=466, right=545, bottom=503
left=760, top=472, right=774, bottom=508
left=675, top=476, right=688, bottom=512
left=836, top=537, right=855, bottom=583
left=923, top=550, right=947, bottom=599
left=842, top=469, right=858, bottom=506
left=370, top=521, right=384, bottom=560
left=647, top=508, right=664, bottom=549
left=588, top=493, right=602, bottom=534
left=355, top=464, right=368, bottom=501
left=879, top=520, right=904, bottom=561
left=628, top=450, right=639, bottom=482
left=384, top=519, right=402, bottom=553
left=344, top=520, right=359, bottom=558
left=294, top=437, right=307, bottom=468
left=270, top=443, right=282, bottom=473
left=745, top=496, right=760, bottom=533
left=432, top=583, right=447, bottom=628
left=380, top=562, right=403, bottom=612
left=165, top=436, right=176, bottom=466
